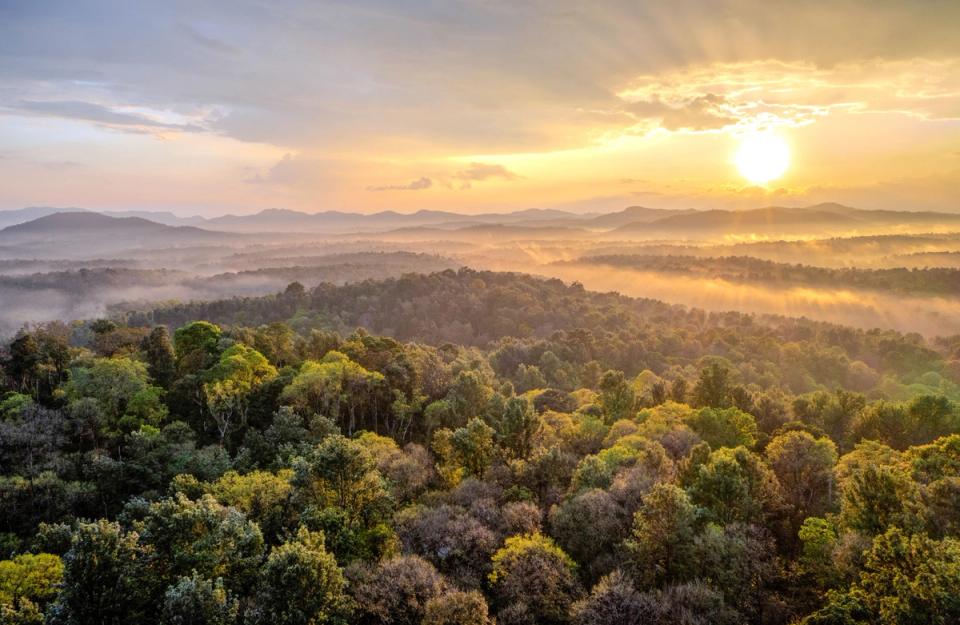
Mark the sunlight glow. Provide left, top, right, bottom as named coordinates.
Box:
left=733, top=131, right=791, bottom=185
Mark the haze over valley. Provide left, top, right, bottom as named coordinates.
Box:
left=2, top=203, right=960, bottom=337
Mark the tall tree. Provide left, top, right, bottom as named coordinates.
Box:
left=142, top=326, right=177, bottom=389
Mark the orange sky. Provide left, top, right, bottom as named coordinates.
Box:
left=1, top=1, right=958, bottom=215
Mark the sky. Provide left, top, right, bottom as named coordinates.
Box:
left=1, top=0, right=959, bottom=216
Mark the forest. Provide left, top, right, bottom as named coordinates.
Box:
left=562, top=255, right=960, bottom=296
left=0, top=252, right=456, bottom=337
left=2, top=269, right=959, bottom=625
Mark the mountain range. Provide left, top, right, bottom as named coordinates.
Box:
left=2, top=203, right=960, bottom=246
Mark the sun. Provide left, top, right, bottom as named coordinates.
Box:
left=733, top=131, right=790, bottom=185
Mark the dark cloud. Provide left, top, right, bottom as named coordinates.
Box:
left=366, top=177, right=433, bottom=192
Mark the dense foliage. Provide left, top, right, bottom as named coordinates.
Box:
left=1, top=269, right=959, bottom=624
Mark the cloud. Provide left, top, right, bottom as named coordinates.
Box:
left=366, top=177, right=433, bottom=192
left=624, top=93, right=738, bottom=131
left=614, top=58, right=960, bottom=135
left=456, top=162, right=520, bottom=182
left=244, top=153, right=340, bottom=189
left=11, top=99, right=207, bottom=133
left=3, top=1, right=959, bottom=154
left=177, top=22, right=238, bottom=54
left=2, top=1, right=960, bottom=213
left=452, top=162, right=521, bottom=189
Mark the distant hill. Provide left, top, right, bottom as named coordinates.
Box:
left=5, top=202, right=960, bottom=239
left=0, top=206, right=91, bottom=229
left=202, top=207, right=587, bottom=233
left=582, top=206, right=696, bottom=229
left=0, top=212, right=231, bottom=258
left=817, top=204, right=960, bottom=224
left=616, top=206, right=859, bottom=233
left=612, top=204, right=960, bottom=236
left=0, top=206, right=209, bottom=229
left=369, top=222, right=593, bottom=242
left=0, top=211, right=215, bottom=236
left=100, top=209, right=209, bottom=227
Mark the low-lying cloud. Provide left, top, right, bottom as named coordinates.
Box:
left=452, top=162, right=521, bottom=189
left=367, top=176, right=433, bottom=192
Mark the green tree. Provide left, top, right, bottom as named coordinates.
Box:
left=64, top=357, right=157, bottom=424
left=130, top=493, right=265, bottom=597
left=670, top=377, right=689, bottom=404
left=451, top=418, right=497, bottom=478
left=793, top=390, right=865, bottom=447
left=5, top=333, right=41, bottom=396
left=0, top=552, right=62, bottom=623
left=839, top=463, right=920, bottom=535
left=173, top=322, right=222, bottom=375
left=684, top=407, right=758, bottom=449
left=691, top=522, right=779, bottom=619
left=49, top=520, right=152, bottom=625
left=292, top=435, right=390, bottom=525
left=253, top=322, right=298, bottom=368
left=858, top=528, right=960, bottom=624
left=906, top=433, right=960, bottom=484
left=625, top=483, right=699, bottom=587
left=247, top=528, right=345, bottom=625
left=205, top=469, right=295, bottom=543
left=64, top=357, right=168, bottom=441
left=805, top=528, right=960, bottom=625
left=687, top=446, right=783, bottom=525
left=291, top=435, right=393, bottom=562
left=495, top=396, right=540, bottom=459
left=446, top=371, right=494, bottom=426
left=692, top=362, right=733, bottom=408
left=923, top=477, right=960, bottom=539
left=142, top=326, right=177, bottom=389
left=798, top=517, right=841, bottom=588
left=280, top=353, right=387, bottom=435
left=765, top=430, right=838, bottom=533
left=161, top=573, right=239, bottom=625
left=203, top=343, right=277, bottom=446
left=598, top=370, right=635, bottom=424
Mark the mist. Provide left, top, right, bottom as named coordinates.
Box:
left=2, top=205, right=960, bottom=340
left=532, top=263, right=960, bottom=337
